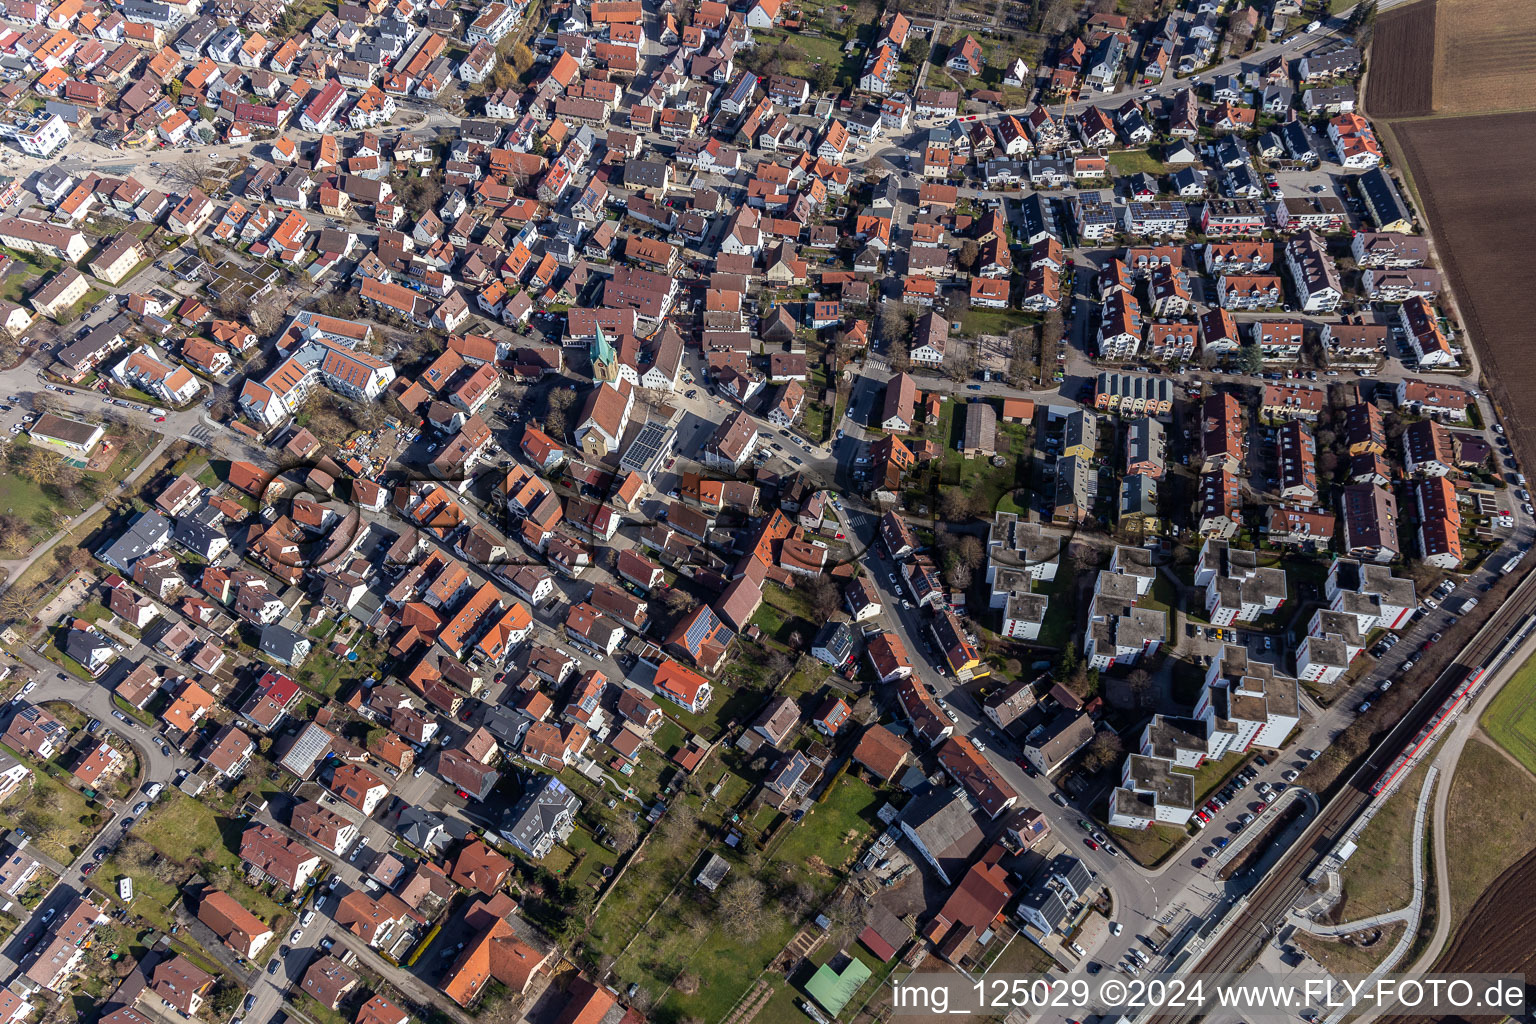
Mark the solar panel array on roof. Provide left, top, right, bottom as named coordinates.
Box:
left=619, top=420, right=673, bottom=478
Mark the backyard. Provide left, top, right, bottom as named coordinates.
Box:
left=933, top=410, right=1033, bottom=518
left=587, top=772, right=883, bottom=1021
left=291, top=628, right=385, bottom=700
left=134, top=792, right=294, bottom=931
left=0, top=754, right=104, bottom=862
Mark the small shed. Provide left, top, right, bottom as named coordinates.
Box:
left=695, top=852, right=730, bottom=892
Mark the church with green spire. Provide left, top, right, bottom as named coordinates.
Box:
left=591, top=322, right=619, bottom=385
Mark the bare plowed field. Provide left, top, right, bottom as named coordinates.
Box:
left=1393, top=112, right=1536, bottom=445
left=1378, top=847, right=1536, bottom=1024
left=1366, top=1, right=1436, bottom=116
left=1432, top=0, right=1536, bottom=114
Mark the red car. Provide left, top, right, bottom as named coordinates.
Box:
left=1253, top=801, right=1268, bottom=813
left=1083, top=838, right=1098, bottom=850
left=154, top=416, right=166, bottom=422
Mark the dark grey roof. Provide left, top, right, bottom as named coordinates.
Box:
left=396, top=805, right=451, bottom=851
left=259, top=624, right=310, bottom=665
left=1017, top=193, right=1061, bottom=242
left=1051, top=853, right=1095, bottom=898
left=624, top=160, right=671, bottom=190
left=172, top=504, right=226, bottom=558
left=65, top=629, right=116, bottom=668
left=1019, top=885, right=1070, bottom=928
left=97, top=511, right=171, bottom=572
left=1357, top=167, right=1409, bottom=227
left=500, top=775, right=581, bottom=853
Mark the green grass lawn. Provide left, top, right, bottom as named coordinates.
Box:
left=292, top=631, right=384, bottom=699
left=1139, top=571, right=1177, bottom=617
left=1481, top=649, right=1536, bottom=774
left=113, top=695, right=155, bottom=727
left=296, top=994, right=355, bottom=1024
left=753, top=27, right=861, bottom=84
left=563, top=826, right=619, bottom=892
left=99, top=854, right=181, bottom=933
left=772, top=774, right=880, bottom=886
left=652, top=775, right=881, bottom=1022
left=802, top=401, right=830, bottom=444
left=651, top=719, right=688, bottom=757
left=1105, top=822, right=1186, bottom=868
left=593, top=773, right=881, bottom=1019
left=0, top=471, right=81, bottom=536
left=1107, top=149, right=1170, bottom=176
left=1029, top=570, right=1077, bottom=650
left=137, top=792, right=240, bottom=870
left=0, top=269, right=35, bottom=305
left=986, top=934, right=1058, bottom=973
left=937, top=413, right=1032, bottom=519
left=959, top=306, right=1039, bottom=337
left=1443, top=737, right=1536, bottom=933
left=780, top=664, right=833, bottom=700
left=0, top=747, right=104, bottom=863
left=1172, top=751, right=1248, bottom=807
left=753, top=584, right=819, bottom=648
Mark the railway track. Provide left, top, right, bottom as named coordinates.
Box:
left=1142, top=568, right=1536, bottom=1024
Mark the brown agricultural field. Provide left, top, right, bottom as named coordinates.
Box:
left=1364, top=1, right=1436, bottom=116
left=1431, top=0, right=1536, bottom=114
left=1393, top=111, right=1536, bottom=447
left=1378, top=847, right=1536, bottom=1024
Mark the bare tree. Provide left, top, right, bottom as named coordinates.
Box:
left=664, top=588, right=699, bottom=616
left=0, top=514, right=28, bottom=555
left=0, top=587, right=33, bottom=623
left=802, top=574, right=841, bottom=621
left=659, top=799, right=698, bottom=846
left=544, top=385, right=577, bottom=440
left=1082, top=731, right=1124, bottom=773
left=877, top=301, right=915, bottom=347
left=605, top=815, right=639, bottom=852
left=717, top=877, right=767, bottom=940
left=766, top=648, right=795, bottom=682
left=19, top=448, right=63, bottom=488
left=1126, top=668, right=1156, bottom=710
left=940, top=487, right=972, bottom=522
